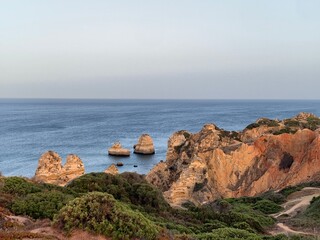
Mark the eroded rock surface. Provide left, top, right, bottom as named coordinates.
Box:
left=134, top=134, right=155, bottom=155
left=146, top=113, right=320, bottom=206
left=108, top=142, right=130, bottom=156
left=34, top=151, right=85, bottom=186
left=104, top=164, right=119, bottom=175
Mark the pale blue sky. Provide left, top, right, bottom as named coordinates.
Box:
left=0, top=0, right=319, bottom=99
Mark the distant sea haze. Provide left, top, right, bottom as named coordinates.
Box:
left=1, top=99, right=320, bottom=177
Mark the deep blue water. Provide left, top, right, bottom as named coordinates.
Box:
left=1, top=99, right=320, bottom=177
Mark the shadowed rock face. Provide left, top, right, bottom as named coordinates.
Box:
left=146, top=113, right=320, bottom=207
left=34, top=151, right=84, bottom=186
left=104, top=164, right=119, bottom=175
left=134, top=134, right=155, bottom=155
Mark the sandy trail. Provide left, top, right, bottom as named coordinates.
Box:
left=270, top=187, right=320, bottom=236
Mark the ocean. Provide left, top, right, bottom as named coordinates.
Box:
left=1, top=99, right=320, bottom=177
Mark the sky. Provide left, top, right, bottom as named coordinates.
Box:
left=0, top=0, right=320, bottom=99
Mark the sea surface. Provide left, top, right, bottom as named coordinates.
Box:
left=1, top=99, right=320, bottom=177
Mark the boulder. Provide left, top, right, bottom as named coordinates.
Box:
left=34, top=151, right=84, bottom=186
left=108, top=142, right=130, bottom=156
left=134, top=134, right=155, bottom=155
left=104, top=164, right=119, bottom=175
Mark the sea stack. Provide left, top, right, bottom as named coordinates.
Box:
left=34, top=151, right=85, bottom=186
left=134, top=134, right=155, bottom=155
left=108, top=142, right=130, bottom=156
left=104, top=164, right=119, bottom=175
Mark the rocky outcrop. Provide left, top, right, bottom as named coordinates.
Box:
left=146, top=113, right=320, bottom=207
left=108, top=142, right=130, bottom=156
left=104, top=164, right=119, bottom=175
left=134, top=134, right=155, bottom=155
left=34, top=151, right=84, bottom=186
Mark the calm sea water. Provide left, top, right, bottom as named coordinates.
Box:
left=1, top=99, right=320, bottom=177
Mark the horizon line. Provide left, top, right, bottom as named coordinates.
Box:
left=0, top=98, right=320, bottom=101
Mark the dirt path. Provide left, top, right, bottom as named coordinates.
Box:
left=270, top=187, right=320, bottom=236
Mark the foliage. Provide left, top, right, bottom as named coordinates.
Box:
left=246, top=123, right=260, bottom=129
left=10, top=190, right=74, bottom=219
left=194, top=227, right=262, bottom=240
left=303, top=196, right=320, bottom=220
left=67, top=172, right=169, bottom=213
left=273, top=127, right=297, bottom=135
left=280, top=182, right=320, bottom=197
left=305, top=117, right=320, bottom=130
left=54, top=192, right=159, bottom=240
left=2, top=173, right=320, bottom=239
left=253, top=199, right=283, bottom=214
left=246, top=119, right=279, bottom=130
left=2, top=177, right=42, bottom=197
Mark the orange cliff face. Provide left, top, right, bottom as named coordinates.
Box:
left=146, top=113, right=320, bottom=207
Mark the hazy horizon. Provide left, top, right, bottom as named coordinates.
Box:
left=1, top=1, right=320, bottom=99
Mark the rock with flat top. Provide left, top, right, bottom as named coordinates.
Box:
left=108, top=142, right=130, bottom=156
left=134, top=134, right=155, bottom=155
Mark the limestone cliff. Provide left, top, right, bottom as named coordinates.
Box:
left=146, top=113, right=320, bottom=207
left=34, top=151, right=85, bottom=186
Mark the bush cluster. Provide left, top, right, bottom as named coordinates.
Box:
left=54, top=192, right=159, bottom=240
left=2, top=173, right=317, bottom=239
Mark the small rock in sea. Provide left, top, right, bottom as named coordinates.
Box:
left=108, top=142, right=130, bottom=156
left=133, top=134, right=155, bottom=155
left=104, top=164, right=119, bottom=175
left=134, top=165, right=138, bottom=167
left=116, top=162, right=124, bottom=167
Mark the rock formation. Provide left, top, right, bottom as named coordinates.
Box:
left=134, top=134, right=155, bottom=155
left=34, top=151, right=85, bottom=186
left=104, top=164, right=119, bottom=175
left=146, top=113, right=320, bottom=207
left=108, top=142, right=130, bottom=156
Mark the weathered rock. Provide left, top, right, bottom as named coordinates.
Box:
left=108, top=142, right=130, bottom=156
left=146, top=113, right=320, bottom=206
left=34, top=151, right=84, bottom=186
left=134, top=134, right=155, bottom=155
left=104, top=164, right=119, bottom=175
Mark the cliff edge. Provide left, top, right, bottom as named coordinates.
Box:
left=146, top=113, right=320, bottom=207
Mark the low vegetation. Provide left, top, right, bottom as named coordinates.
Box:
left=1, top=173, right=319, bottom=239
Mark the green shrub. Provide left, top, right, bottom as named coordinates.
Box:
left=262, top=234, right=288, bottom=240
left=279, top=185, right=303, bottom=197
left=284, top=120, right=300, bottom=127
left=67, top=173, right=169, bottom=213
left=195, top=227, right=262, bottom=240
left=2, top=177, right=42, bottom=197
left=274, top=128, right=297, bottom=135
left=246, top=123, right=260, bottom=130
left=54, top=192, right=159, bottom=240
left=10, top=190, right=74, bottom=219
left=253, top=199, right=282, bottom=214
left=259, top=191, right=286, bottom=204
left=257, top=119, right=280, bottom=127
left=304, top=196, right=320, bottom=219
left=305, top=117, right=320, bottom=130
